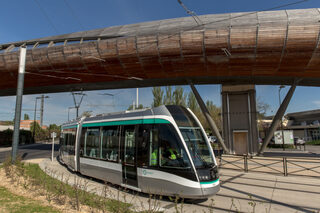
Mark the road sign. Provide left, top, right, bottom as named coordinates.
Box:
left=51, top=132, right=57, bottom=138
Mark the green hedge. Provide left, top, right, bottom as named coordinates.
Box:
left=306, top=140, right=320, bottom=145
left=0, top=129, right=33, bottom=147
left=267, top=144, right=295, bottom=149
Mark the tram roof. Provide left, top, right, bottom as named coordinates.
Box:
left=62, top=105, right=174, bottom=127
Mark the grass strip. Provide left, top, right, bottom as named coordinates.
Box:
left=0, top=186, right=59, bottom=213
left=23, top=163, right=132, bottom=212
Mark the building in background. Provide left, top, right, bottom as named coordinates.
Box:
left=285, top=110, right=320, bottom=142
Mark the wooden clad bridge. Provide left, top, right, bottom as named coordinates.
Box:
left=0, top=8, right=320, bottom=96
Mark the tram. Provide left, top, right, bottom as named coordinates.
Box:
left=59, top=105, right=220, bottom=198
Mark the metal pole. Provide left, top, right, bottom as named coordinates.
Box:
left=33, top=98, right=38, bottom=143
left=136, top=88, right=139, bottom=108
left=258, top=84, right=297, bottom=155
left=51, top=133, right=55, bottom=162
left=190, top=83, right=229, bottom=153
left=76, top=106, right=79, bottom=118
left=11, top=46, right=27, bottom=163
left=279, top=86, right=285, bottom=151
left=244, top=155, right=248, bottom=172
left=40, top=95, right=44, bottom=127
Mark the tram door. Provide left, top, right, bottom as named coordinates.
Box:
left=121, top=126, right=138, bottom=187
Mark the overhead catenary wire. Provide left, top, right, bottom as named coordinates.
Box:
left=62, top=0, right=85, bottom=31
left=33, top=0, right=59, bottom=34
left=25, top=71, right=81, bottom=81
left=177, top=0, right=202, bottom=25
left=50, top=70, right=143, bottom=80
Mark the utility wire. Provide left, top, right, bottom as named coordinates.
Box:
left=62, top=0, right=85, bottom=30
left=50, top=70, right=143, bottom=80
left=25, top=71, right=81, bottom=81
left=33, top=0, right=59, bottom=34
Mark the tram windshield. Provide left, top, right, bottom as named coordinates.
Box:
left=167, top=105, right=214, bottom=168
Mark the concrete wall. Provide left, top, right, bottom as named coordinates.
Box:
left=0, top=125, right=13, bottom=131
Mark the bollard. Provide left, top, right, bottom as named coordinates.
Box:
left=283, top=157, right=288, bottom=176
left=244, top=155, right=248, bottom=173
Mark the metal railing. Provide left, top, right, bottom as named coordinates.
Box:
left=218, top=155, right=320, bottom=178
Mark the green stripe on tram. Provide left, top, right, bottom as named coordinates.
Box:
left=62, top=125, right=77, bottom=129
left=82, top=118, right=170, bottom=127
left=200, top=178, right=219, bottom=185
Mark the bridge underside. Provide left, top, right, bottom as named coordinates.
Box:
left=0, top=8, right=320, bottom=96
left=0, top=75, right=314, bottom=96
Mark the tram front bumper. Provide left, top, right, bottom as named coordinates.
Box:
left=200, top=179, right=220, bottom=198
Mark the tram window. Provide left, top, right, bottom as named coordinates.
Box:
left=124, top=126, right=135, bottom=165
left=137, top=125, right=151, bottom=166
left=80, top=128, right=86, bottom=157
left=158, top=124, right=191, bottom=168
left=84, top=128, right=100, bottom=158
left=101, top=126, right=119, bottom=162
left=149, top=127, right=159, bottom=167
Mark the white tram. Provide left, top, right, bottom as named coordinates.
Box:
left=60, top=105, right=220, bottom=198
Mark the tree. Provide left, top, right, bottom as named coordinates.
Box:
left=152, top=87, right=163, bottom=107
left=163, top=86, right=173, bottom=105
left=127, top=104, right=144, bottom=110
left=173, top=86, right=187, bottom=106
left=194, top=100, right=222, bottom=133
left=205, top=100, right=222, bottom=132
left=256, top=97, right=270, bottom=120
left=187, top=91, right=199, bottom=113
left=48, top=124, right=61, bottom=138
left=24, top=114, right=30, bottom=120
left=81, top=111, right=92, bottom=117
left=30, top=121, right=47, bottom=142
left=256, top=97, right=271, bottom=133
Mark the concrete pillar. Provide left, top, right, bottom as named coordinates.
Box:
left=221, top=85, right=258, bottom=155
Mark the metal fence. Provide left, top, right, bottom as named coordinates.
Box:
left=218, top=155, right=320, bottom=178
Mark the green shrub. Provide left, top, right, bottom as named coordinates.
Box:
left=267, top=144, right=295, bottom=149
left=306, top=140, right=320, bottom=145
left=0, top=129, right=33, bottom=147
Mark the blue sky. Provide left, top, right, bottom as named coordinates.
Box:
left=0, top=0, right=319, bottom=125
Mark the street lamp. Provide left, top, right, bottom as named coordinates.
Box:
left=279, top=85, right=285, bottom=151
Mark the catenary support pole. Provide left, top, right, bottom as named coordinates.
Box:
left=40, top=94, right=44, bottom=127
left=190, top=83, right=229, bottom=153
left=11, top=46, right=27, bottom=163
left=136, top=88, right=139, bottom=108
left=258, top=83, right=298, bottom=155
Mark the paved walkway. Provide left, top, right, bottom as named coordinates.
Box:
left=38, top=158, right=320, bottom=213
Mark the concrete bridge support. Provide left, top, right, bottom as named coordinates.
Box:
left=222, top=85, right=258, bottom=155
